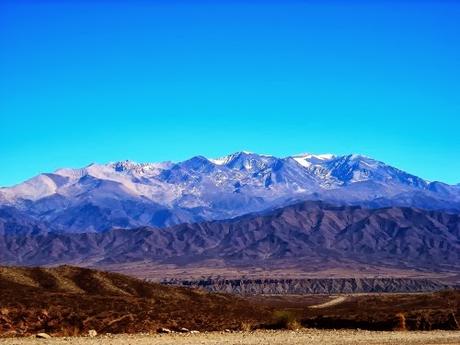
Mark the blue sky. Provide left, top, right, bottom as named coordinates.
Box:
left=1, top=0, right=459, bottom=186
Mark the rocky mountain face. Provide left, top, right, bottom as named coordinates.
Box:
left=1, top=152, right=459, bottom=232
left=1, top=201, right=459, bottom=272
left=0, top=206, right=49, bottom=236
left=162, top=278, right=451, bottom=295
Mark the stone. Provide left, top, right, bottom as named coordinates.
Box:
left=36, top=333, right=51, bottom=339
left=158, top=327, right=172, bottom=334
left=88, top=329, right=97, bottom=337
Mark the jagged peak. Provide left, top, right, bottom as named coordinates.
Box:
left=110, top=160, right=142, bottom=172
left=209, top=151, right=273, bottom=167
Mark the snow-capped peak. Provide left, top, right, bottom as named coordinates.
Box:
left=209, top=151, right=271, bottom=166
left=0, top=150, right=458, bottom=233
left=293, top=153, right=335, bottom=160
left=107, top=160, right=173, bottom=174
left=291, top=153, right=336, bottom=168
left=209, top=155, right=234, bottom=166
left=208, top=151, right=276, bottom=171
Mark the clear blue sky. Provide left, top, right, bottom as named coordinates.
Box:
left=1, top=0, right=459, bottom=187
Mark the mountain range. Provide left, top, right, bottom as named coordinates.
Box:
left=1, top=201, right=459, bottom=274
left=1, top=151, right=460, bottom=232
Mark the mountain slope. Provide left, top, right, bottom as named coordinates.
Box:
left=1, top=202, right=459, bottom=273
left=0, top=265, right=269, bottom=336
left=1, top=152, right=459, bottom=232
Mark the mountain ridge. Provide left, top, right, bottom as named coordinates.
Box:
left=1, top=151, right=459, bottom=232
left=1, top=201, right=459, bottom=276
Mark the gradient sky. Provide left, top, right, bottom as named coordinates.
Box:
left=1, top=0, right=459, bottom=187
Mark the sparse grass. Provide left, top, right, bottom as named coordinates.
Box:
left=253, top=291, right=460, bottom=331
left=1, top=266, right=459, bottom=337
left=0, top=266, right=270, bottom=337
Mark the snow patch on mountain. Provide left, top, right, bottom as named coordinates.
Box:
left=0, top=151, right=458, bottom=232
left=292, top=153, right=335, bottom=168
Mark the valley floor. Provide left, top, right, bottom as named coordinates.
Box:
left=3, top=330, right=460, bottom=345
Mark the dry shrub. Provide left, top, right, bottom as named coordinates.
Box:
left=273, top=310, right=301, bottom=330
left=61, top=325, right=81, bottom=337
left=443, top=312, right=459, bottom=330
left=395, top=312, right=406, bottom=331
left=239, top=321, right=252, bottom=332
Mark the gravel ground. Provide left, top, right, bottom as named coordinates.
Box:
left=1, top=330, right=460, bottom=345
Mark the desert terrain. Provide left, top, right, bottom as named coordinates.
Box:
left=1, top=330, right=460, bottom=345
left=1, top=266, right=459, bottom=338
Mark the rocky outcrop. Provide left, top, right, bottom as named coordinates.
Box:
left=162, top=278, right=452, bottom=295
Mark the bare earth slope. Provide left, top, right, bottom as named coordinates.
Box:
left=1, top=266, right=459, bottom=337
left=0, top=266, right=269, bottom=337
left=1, top=202, right=459, bottom=277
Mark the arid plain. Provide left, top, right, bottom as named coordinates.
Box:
left=2, top=330, right=460, bottom=345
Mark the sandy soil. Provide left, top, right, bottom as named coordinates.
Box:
left=308, top=295, right=348, bottom=308
left=2, top=330, right=460, bottom=345
left=101, top=261, right=460, bottom=283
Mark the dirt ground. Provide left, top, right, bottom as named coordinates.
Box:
left=2, top=330, right=460, bottom=345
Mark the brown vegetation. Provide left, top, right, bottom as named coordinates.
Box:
left=0, top=266, right=269, bottom=337
left=271, top=310, right=301, bottom=330
left=0, top=265, right=459, bottom=337
left=251, top=291, right=460, bottom=331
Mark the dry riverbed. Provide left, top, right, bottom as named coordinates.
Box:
left=2, top=330, right=460, bottom=345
